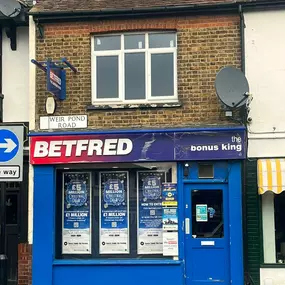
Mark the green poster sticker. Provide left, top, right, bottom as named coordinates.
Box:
left=196, top=204, right=208, bottom=222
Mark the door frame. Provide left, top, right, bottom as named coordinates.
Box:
left=177, top=161, right=244, bottom=285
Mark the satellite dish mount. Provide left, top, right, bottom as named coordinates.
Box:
left=215, top=66, right=250, bottom=110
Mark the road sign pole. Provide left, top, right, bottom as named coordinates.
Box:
left=0, top=182, right=7, bottom=285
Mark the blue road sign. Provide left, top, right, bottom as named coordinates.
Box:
left=0, top=129, right=19, bottom=162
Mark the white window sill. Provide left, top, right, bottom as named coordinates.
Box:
left=86, top=101, right=182, bottom=111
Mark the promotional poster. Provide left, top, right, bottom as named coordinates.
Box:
left=62, top=172, right=91, bottom=254
left=137, top=171, right=165, bottom=254
left=163, top=232, right=179, bottom=256
left=162, top=208, right=178, bottom=231
left=100, top=172, right=129, bottom=254
left=162, top=183, right=178, bottom=207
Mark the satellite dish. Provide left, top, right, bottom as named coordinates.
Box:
left=215, top=66, right=249, bottom=108
left=0, top=0, right=21, bottom=18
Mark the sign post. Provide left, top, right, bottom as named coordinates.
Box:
left=0, top=126, right=23, bottom=181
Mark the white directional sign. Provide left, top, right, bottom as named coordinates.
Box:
left=0, top=126, right=23, bottom=181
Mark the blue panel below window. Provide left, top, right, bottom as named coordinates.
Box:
left=53, top=264, right=184, bottom=285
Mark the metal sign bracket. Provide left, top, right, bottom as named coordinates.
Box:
left=31, top=58, right=78, bottom=100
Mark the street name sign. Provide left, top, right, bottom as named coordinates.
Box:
left=0, top=126, right=23, bottom=181
left=40, top=115, right=87, bottom=130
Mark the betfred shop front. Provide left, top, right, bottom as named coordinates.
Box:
left=30, top=127, right=245, bottom=285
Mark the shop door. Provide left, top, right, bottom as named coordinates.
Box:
left=184, top=184, right=230, bottom=285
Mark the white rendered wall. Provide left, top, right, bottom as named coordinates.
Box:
left=245, top=10, right=285, bottom=158
left=2, top=26, right=29, bottom=122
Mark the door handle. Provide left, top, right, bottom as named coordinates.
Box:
left=185, top=218, right=190, bottom=234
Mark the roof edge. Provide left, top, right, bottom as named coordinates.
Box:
left=29, top=0, right=285, bottom=20
left=29, top=2, right=240, bottom=19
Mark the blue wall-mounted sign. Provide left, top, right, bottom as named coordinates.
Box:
left=31, top=58, right=78, bottom=101
left=46, top=60, right=66, bottom=100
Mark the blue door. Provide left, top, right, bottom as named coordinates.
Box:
left=184, top=184, right=230, bottom=285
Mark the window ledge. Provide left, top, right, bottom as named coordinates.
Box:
left=53, top=259, right=182, bottom=266
left=86, top=102, right=182, bottom=111
left=261, top=263, right=285, bottom=268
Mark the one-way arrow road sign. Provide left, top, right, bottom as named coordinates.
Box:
left=0, top=126, right=23, bottom=181
left=0, top=138, right=17, bottom=153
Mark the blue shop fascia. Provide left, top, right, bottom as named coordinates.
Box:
left=30, top=126, right=246, bottom=285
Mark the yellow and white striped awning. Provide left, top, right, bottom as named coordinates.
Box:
left=258, top=159, right=285, bottom=195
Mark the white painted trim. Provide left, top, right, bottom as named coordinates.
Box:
left=28, top=15, right=36, bottom=245
left=262, top=192, right=276, bottom=263
left=29, top=16, right=36, bottom=131
left=91, top=33, right=177, bottom=104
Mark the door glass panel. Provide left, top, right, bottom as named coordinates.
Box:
left=191, top=190, right=223, bottom=238
left=6, top=194, right=18, bottom=225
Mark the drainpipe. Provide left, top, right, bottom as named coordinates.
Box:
left=239, top=4, right=251, bottom=284
left=0, top=27, right=3, bottom=122
left=239, top=5, right=245, bottom=73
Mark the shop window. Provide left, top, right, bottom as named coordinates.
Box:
left=55, top=162, right=175, bottom=259
left=91, top=32, right=177, bottom=104
left=262, top=192, right=285, bottom=263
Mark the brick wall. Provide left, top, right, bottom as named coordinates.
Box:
left=35, top=14, right=241, bottom=130
left=18, top=243, right=32, bottom=285
left=245, top=160, right=261, bottom=285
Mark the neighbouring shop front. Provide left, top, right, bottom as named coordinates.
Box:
left=30, top=127, right=245, bottom=285
left=257, top=159, right=285, bottom=281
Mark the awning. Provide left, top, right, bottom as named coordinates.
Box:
left=258, top=159, right=285, bottom=195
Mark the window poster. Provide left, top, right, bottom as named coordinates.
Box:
left=196, top=204, right=208, bottom=222
left=162, top=183, right=178, bottom=207
left=137, top=171, right=166, bottom=254
left=162, top=208, right=178, bottom=231
left=100, top=171, right=129, bottom=254
left=62, top=172, right=91, bottom=254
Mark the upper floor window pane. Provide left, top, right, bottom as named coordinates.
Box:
left=95, top=36, right=121, bottom=51
left=96, top=56, right=119, bottom=99
left=151, top=53, right=174, bottom=97
left=149, top=33, right=176, bottom=48
left=124, top=34, right=145, bottom=49
left=125, top=53, right=145, bottom=100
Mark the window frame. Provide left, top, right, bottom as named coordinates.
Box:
left=91, top=32, right=178, bottom=105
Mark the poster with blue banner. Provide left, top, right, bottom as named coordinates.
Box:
left=62, top=172, right=91, bottom=254
left=100, top=171, right=129, bottom=254
left=162, top=183, right=178, bottom=207
left=137, top=171, right=166, bottom=254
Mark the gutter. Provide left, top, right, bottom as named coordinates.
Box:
left=29, top=0, right=285, bottom=22
left=29, top=2, right=241, bottom=22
